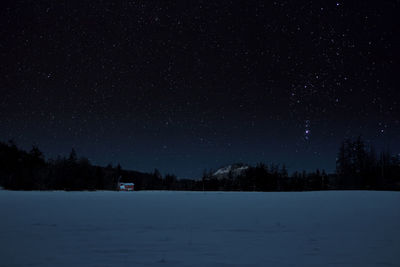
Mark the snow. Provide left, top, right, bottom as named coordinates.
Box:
left=213, top=165, right=249, bottom=176
left=120, top=183, right=134, bottom=186
left=0, top=190, right=399, bottom=266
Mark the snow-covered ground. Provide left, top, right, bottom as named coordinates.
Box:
left=0, top=191, right=399, bottom=267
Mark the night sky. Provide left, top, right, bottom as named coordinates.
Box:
left=1, top=1, right=399, bottom=178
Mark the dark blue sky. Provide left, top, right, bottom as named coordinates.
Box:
left=1, top=1, right=399, bottom=178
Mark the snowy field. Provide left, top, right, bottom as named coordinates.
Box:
left=0, top=191, right=399, bottom=267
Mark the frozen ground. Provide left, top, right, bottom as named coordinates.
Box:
left=0, top=191, right=399, bottom=267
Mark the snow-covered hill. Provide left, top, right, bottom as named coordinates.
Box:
left=212, top=163, right=249, bottom=179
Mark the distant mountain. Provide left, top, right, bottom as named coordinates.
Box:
left=212, top=163, right=249, bottom=179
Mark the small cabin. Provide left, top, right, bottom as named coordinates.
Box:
left=119, top=182, right=134, bottom=191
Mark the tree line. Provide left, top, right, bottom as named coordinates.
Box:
left=336, top=136, right=400, bottom=190
left=0, top=137, right=399, bottom=191
left=0, top=140, right=180, bottom=191
left=0, top=141, right=117, bottom=190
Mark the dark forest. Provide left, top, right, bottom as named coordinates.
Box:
left=1, top=137, right=399, bottom=192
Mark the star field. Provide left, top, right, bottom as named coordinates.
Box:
left=0, top=1, right=399, bottom=178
